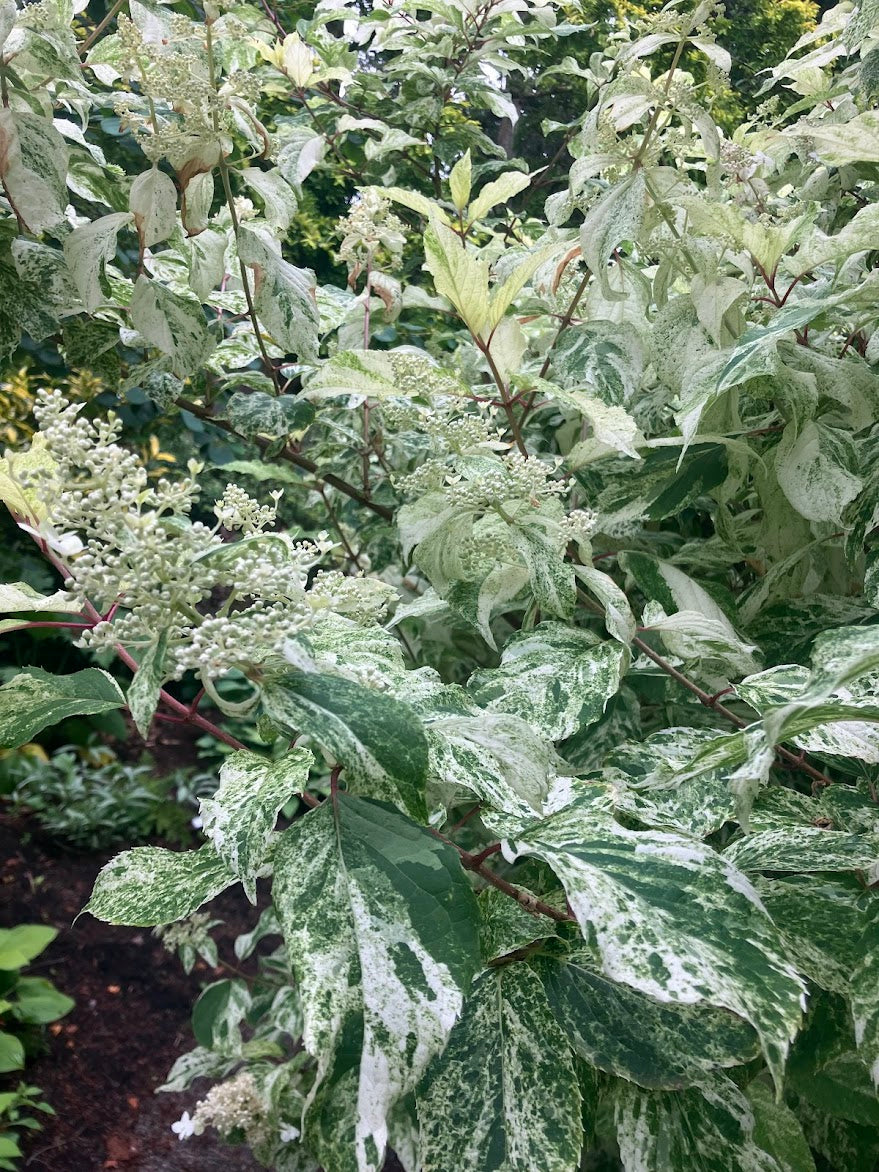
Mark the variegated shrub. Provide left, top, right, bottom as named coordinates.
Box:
left=1, top=0, right=879, bottom=1167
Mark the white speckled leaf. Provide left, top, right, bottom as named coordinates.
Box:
left=242, top=168, right=298, bottom=232
left=754, top=875, right=867, bottom=996
left=608, top=727, right=739, bottom=837
left=261, top=671, right=429, bottom=820
left=775, top=420, right=863, bottom=523
left=613, top=1074, right=783, bottom=1172
left=200, top=746, right=313, bottom=902
left=535, top=952, right=759, bottom=1088
left=238, top=225, right=319, bottom=360
left=0, top=110, right=69, bottom=234
left=0, top=667, right=125, bottom=750
left=417, top=965, right=582, bottom=1172
left=126, top=629, right=168, bottom=738
left=506, top=791, right=806, bottom=1087
left=573, top=564, right=636, bottom=644
left=64, top=212, right=133, bottom=311
left=129, top=276, right=216, bottom=377
left=725, top=827, right=879, bottom=874
left=129, top=166, right=177, bottom=248
left=86, top=843, right=235, bottom=926
left=419, top=689, right=560, bottom=819
left=851, top=903, right=879, bottom=1087
left=469, top=623, right=627, bottom=742
left=272, top=795, right=479, bottom=1172
left=579, top=172, right=646, bottom=300
left=0, top=581, right=81, bottom=615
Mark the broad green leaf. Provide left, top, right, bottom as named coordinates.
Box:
left=469, top=622, right=628, bottom=741
left=787, top=993, right=879, bottom=1128
left=0, top=925, right=56, bottom=970
left=417, top=965, right=582, bottom=1172
left=579, top=173, right=646, bottom=299
left=424, top=217, right=490, bottom=335
left=376, top=185, right=441, bottom=220
left=467, top=169, right=530, bottom=223
left=63, top=212, right=133, bottom=311
left=260, top=671, right=429, bottom=820
left=0, top=110, right=69, bottom=234
left=199, top=746, right=313, bottom=902
left=129, top=166, right=177, bottom=248
left=238, top=224, right=319, bottom=360
left=535, top=952, right=758, bottom=1088
left=487, top=241, right=560, bottom=330
left=13, top=976, right=75, bottom=1024
left=0, top=581, right=81, bottom=615
left=507, top=791, right=806, bottom=1086
left=226, top=391, right=315, bottom=441
left=746, top=1078, right=817, bottom=1172
left=0, top=1032, right=24, bottom=1073
left=126, top=630, right=168, bottom=738
left=86, top=843, right=236, bottom=926
left=0, top=667, right=125, bottom=750
left=775, top=420, right=863, bottom=524
left=129, top=276, right=215, bottom=377
left=449, top=150, right=472, bottom=211
left=273, top=794, right=479, bottom=1172
left=613, top=1074, right=784, bottom=1172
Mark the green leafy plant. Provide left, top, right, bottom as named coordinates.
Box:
left=0, top=926, right=73, bottom=1168
left=0, top=0, right=879, bottom=1168
left=1, top=746, right=217, bottom=850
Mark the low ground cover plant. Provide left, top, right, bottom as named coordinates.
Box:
left=0, top=0, right=878, bottom=1168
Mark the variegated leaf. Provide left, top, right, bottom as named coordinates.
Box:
left=417, top=965, right=582, bottom=1172
left=725, top=827, right=879, bottom=875
left=200, top=746, right=313, bottom=902
left=469, top=622, right=627, bottom=742
left=0, top=581, right=81, bottom=615
left=419, top=688, right=560, bottom=819
left=272, top=794, right=479, bottom=1172
left=745, top=1078, right=817, bottom=1172
left=850, top=902, right=879, bottom=1086
left=260, top=671, right=429, bottom=820
left=129, top=276, right=216, bottom=377
left=0, top=667, right=125, bottom=750
left=237, top=225, right=318, bottom=360
left=0, top=110, right=69, bottom=234
left=535, top=951, right=758, bottom=1088
left=126, top=629, right=168, bottom=738
left=506, top=789, right=806, bottom=1086
left=613, top=1074, right=783, bottom=1172
left=86, top=844, right=235, bottom=926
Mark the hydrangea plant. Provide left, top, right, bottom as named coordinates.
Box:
left=1, top=0, right=879, bottom=1168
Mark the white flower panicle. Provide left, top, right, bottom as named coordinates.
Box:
left=172, top=1072, right=269, bottom=1144
left=15, top=392, right=387, bottom=685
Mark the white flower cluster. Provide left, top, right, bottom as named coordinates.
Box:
left=17, top=392, right=364, bottom=682
left=399, top=450, right=570, bottom=513
left=172, top=1072, right=269, bottom=1144
left=337, top=190, right=406, bottom=274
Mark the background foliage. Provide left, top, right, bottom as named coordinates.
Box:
left=1, top=0, right=879, bottom=1169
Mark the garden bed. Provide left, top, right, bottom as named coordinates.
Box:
left=0, top=815, right=262, bottom=1171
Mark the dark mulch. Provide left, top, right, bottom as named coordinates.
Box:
left=0, top=814, right=263, bottom=1171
